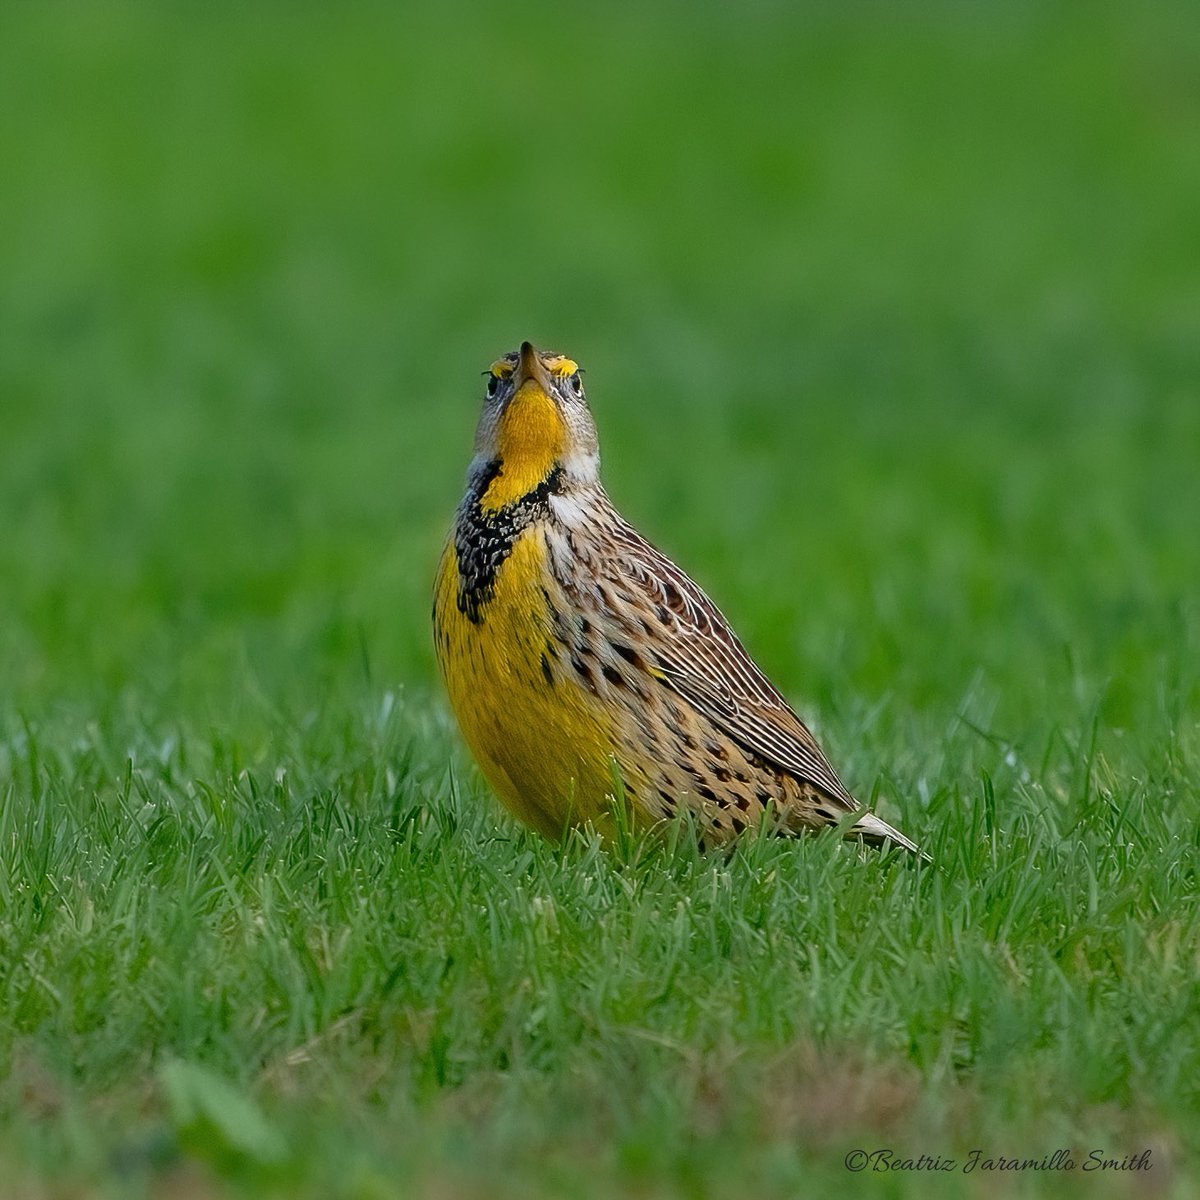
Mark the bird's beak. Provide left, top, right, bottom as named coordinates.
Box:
left=512, top=340, right=553, bottom=394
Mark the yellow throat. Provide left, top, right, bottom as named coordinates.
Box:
left=481, top=379, right=565, bottom=511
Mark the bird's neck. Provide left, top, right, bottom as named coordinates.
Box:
left=481, top=384, right=565, bottom=511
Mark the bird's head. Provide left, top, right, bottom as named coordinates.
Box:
left=469, top=341, right=600, bottom=511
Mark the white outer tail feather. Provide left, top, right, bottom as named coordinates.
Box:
left=851, top=811, right=928, bottom=860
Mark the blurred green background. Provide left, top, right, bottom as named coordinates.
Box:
left=3, top=0, right=1197, bottom=746
left=3, top=2, right=1200, bottom=1196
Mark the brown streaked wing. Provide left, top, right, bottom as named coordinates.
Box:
left=599, top=511, right=860, bottom=814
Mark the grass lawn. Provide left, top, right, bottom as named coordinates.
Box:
left=2, top=2, right=1198, bottom=1196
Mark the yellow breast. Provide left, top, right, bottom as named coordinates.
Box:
left=433, top=526, right=618, bottom=839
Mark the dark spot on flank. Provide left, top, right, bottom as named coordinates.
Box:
left=756, top=789, right=774, bottom=806
left=540, top=654, right=554, bottom=686
left=731, top=816, right=747, bottom=834
left=735, top=793, right=751, bottom=812
left=580, top=617, right=591, bottom=634
left=566, top=662, right=595, bottom=700
left=681, top=733, right=698, bottom=750
left=613, top=643, right=641, bottom=667
left=656, top=605, right=671, bottom=625
left=657, top=788, right=677, bottom=813
left=601, top=664, right=624, bottom=687
left=696, top=784, right=726, bottom=808
left=712, top=766, right=732, bottom=783
left=543, top=641, right=558, bottom=660
left=705, top=741, right=728, bottom=761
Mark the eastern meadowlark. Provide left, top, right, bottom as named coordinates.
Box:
left=432, top=342, right=920, bottom=855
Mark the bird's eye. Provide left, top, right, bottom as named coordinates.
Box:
left=568, top=373, right=584, bottom=397
left=486, top=374, right=502, bottom=399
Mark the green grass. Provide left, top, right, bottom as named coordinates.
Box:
left=2, top=2, right=1199, bottom=1196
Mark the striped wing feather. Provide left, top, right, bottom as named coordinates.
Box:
left=603, top=516, right=860, bottom=815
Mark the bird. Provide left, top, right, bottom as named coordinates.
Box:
left=432, top=341, right=920, bottom=856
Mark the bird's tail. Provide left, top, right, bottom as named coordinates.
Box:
left=850, top=811, right=929, bottom=861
